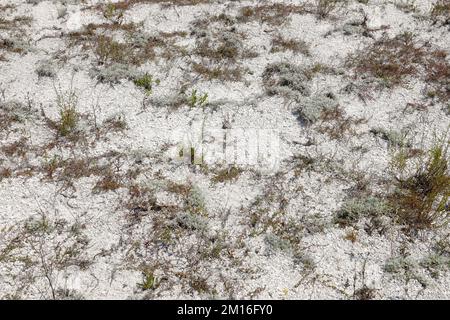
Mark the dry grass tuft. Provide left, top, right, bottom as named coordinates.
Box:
left=211, top=166, right=242, bottom=183
left=347, top=32, right=450, bottom=102
left=348, top=33, right=425, bottom=88
left=430, top=0, right=450, bottom=25
left=238, top=3, right=306, bottom=25
left=192, top=62, right=243, bottom=82
left=1, top=137, right=30, bottom=158
left=314, top=0, right=347, bottom=19
left=270, top=35, right=310, bottom=55
left=390, top=140, right=449, bottom=231
left=0, top=16, right=32, bottom=31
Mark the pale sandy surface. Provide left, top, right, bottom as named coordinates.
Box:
left=0, top=0, right=449, bottom=299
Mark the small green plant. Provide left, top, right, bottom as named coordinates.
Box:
left=55, top=87, right=79, bottom=136
left=188, top=89, right=208, bottom=108
left=133, top=73, right=159, bottom=95
left=391, top=138, right=449, bottom=230
left=390, top=148, right=409, bottom=173
left=138, top=270, right=157, bottom=291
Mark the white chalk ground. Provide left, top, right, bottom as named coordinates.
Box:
left=0, top=0, right=449, bottom=299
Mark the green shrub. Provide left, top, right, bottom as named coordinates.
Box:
left=188, top=89, right=208, bottom=108
left=133, top=73, right=159, bottom=95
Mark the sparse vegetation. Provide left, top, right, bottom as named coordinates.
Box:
left=270, top=35, right=310, bottom=55
left=211, top=166, right=242, bottom=183
left=347, top=32, right=450, bottom=101
left=263, top=62, right=311, bottom=98
left=430, top=0, right=450, bottom=25
left=192, top=62, right=243, bottom=81
left=133, top=73, right=159, bottom=95
left=90, top=63, right=137, bottom=83
left=188, top=89, right=208, bottom=108
left=0, top=0, right=449, bottom=301
left=138, top=269, right=158, bottom=291
left=335, top=196, right=393, bottom=227
left=94, top=35, right=130, bottom=65
left=370, top=127, right=410, bottom=148
left=295, top=92, right=339, bottom=124
left=237, top=3, right=306, bottom=25
left=314, top=0, right=347, bottom=19
left=55, top=88, right=79, bottom=137
left=389, top=139, right=449, bottom=231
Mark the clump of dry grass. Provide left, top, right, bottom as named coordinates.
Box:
left=91, top=0, right=212, bottom=12
left=347, top=32, right=450, bottom=102
left=69, top=23, right=184, bottom=70
left=0, top=14, right=32, bottom=57
left=1, top=137, right=30, bottom=158
left=195, top=38, right=240, bottom=62
left=41, top=156, right=104, bottom=182
left=238, top=3, right=306, bottom=25
left=68, top=22, right=138, bottom=47
left=430, top=0, right=450, bottom=25
left=390, top=139, right=449, bottom=231
left=101, top=114, right=128, bottom=133
left=93, top=35, right=130, bottom=65
left=0, top=16, right=32, bottom=31
left=424, top=50, right=450, bottom=103
left=192, top=62, right=243, bottom=82
left=348, top=33, right=425, bottom=88
left=93, top=169, right=123, bottom=192
left=0, top=167, right=12, bottom=181
left=0, top=101, right=22, bottom=133
left=334, top=137, right=449, bottom=234
left=190, top=15, right=254, bottom=81
left=317, top=106, right=366, bottom=139
left=314, top=0, right=347, bottom=19
left=126, top=184, right=159, bottom=218
left=270, top=35, right=310, bottom=55
left=211, top=166, right=242, bottom=183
